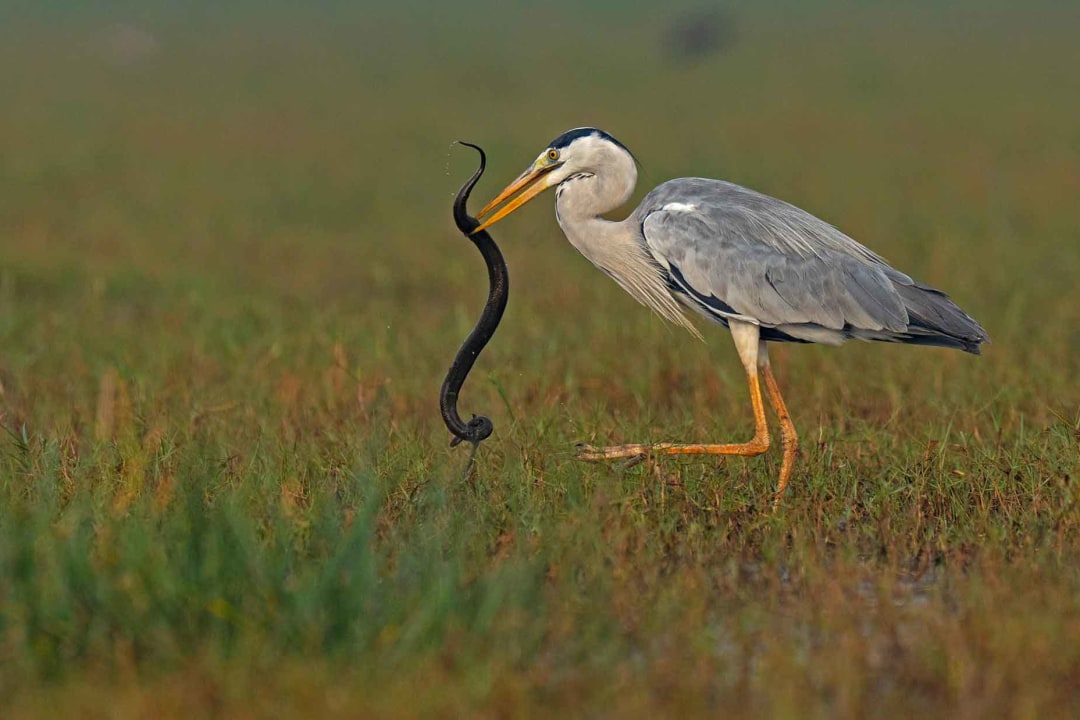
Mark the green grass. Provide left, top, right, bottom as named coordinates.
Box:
left=0, top=2, right=1078, bottom=717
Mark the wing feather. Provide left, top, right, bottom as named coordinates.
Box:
left=639, top=179, right=909, bottom=333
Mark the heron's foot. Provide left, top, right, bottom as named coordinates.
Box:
left=574, top=439, right=770, bottom=462
left=770, top=437, right=799, bottom=511
left=575, top=442, right=657, bottom=462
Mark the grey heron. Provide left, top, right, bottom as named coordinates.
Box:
left=473, top=127, right=988, bottom=507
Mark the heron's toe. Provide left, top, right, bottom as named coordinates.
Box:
left=574, top=442, right=605, bottom=461
left=574, top=443, right=650, bottom=462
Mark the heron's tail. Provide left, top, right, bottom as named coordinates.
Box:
left=892, top=281, right=989, bottom=354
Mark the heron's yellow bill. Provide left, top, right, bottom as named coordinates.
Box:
left=471, top=164, right=555, bottom=234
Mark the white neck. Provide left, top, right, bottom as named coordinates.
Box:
left=552, top=155, right=701, bottom=338
left=553, top=151, right=637, bottom=272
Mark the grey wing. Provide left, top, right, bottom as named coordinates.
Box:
left=639, top=179, right=913, bottom=344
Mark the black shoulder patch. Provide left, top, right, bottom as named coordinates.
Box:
left=665, top=257, right=810, bottom=343
left=666, top=262, right=738, bottom=316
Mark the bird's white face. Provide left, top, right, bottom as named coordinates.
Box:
left=472, top=129, right=629, bottom=234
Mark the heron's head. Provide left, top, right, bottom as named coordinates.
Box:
left=472, top=127, right=636, bottom=234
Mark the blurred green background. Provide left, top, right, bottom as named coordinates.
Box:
left=0, top=2, right=1077, bottom=717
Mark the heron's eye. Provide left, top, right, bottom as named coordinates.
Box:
left=546, top=149, right=560, bottom=163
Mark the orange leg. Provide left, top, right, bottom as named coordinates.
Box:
left=576, top=321, right=770, bottom=468
left=574, top=322, right=802, bottom=511
left=575, top=368, right=771, bottom=461
left=760, top=361, right=798, bottom=510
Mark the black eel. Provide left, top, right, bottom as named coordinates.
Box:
left=439, top=142, right=509, bottom=452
